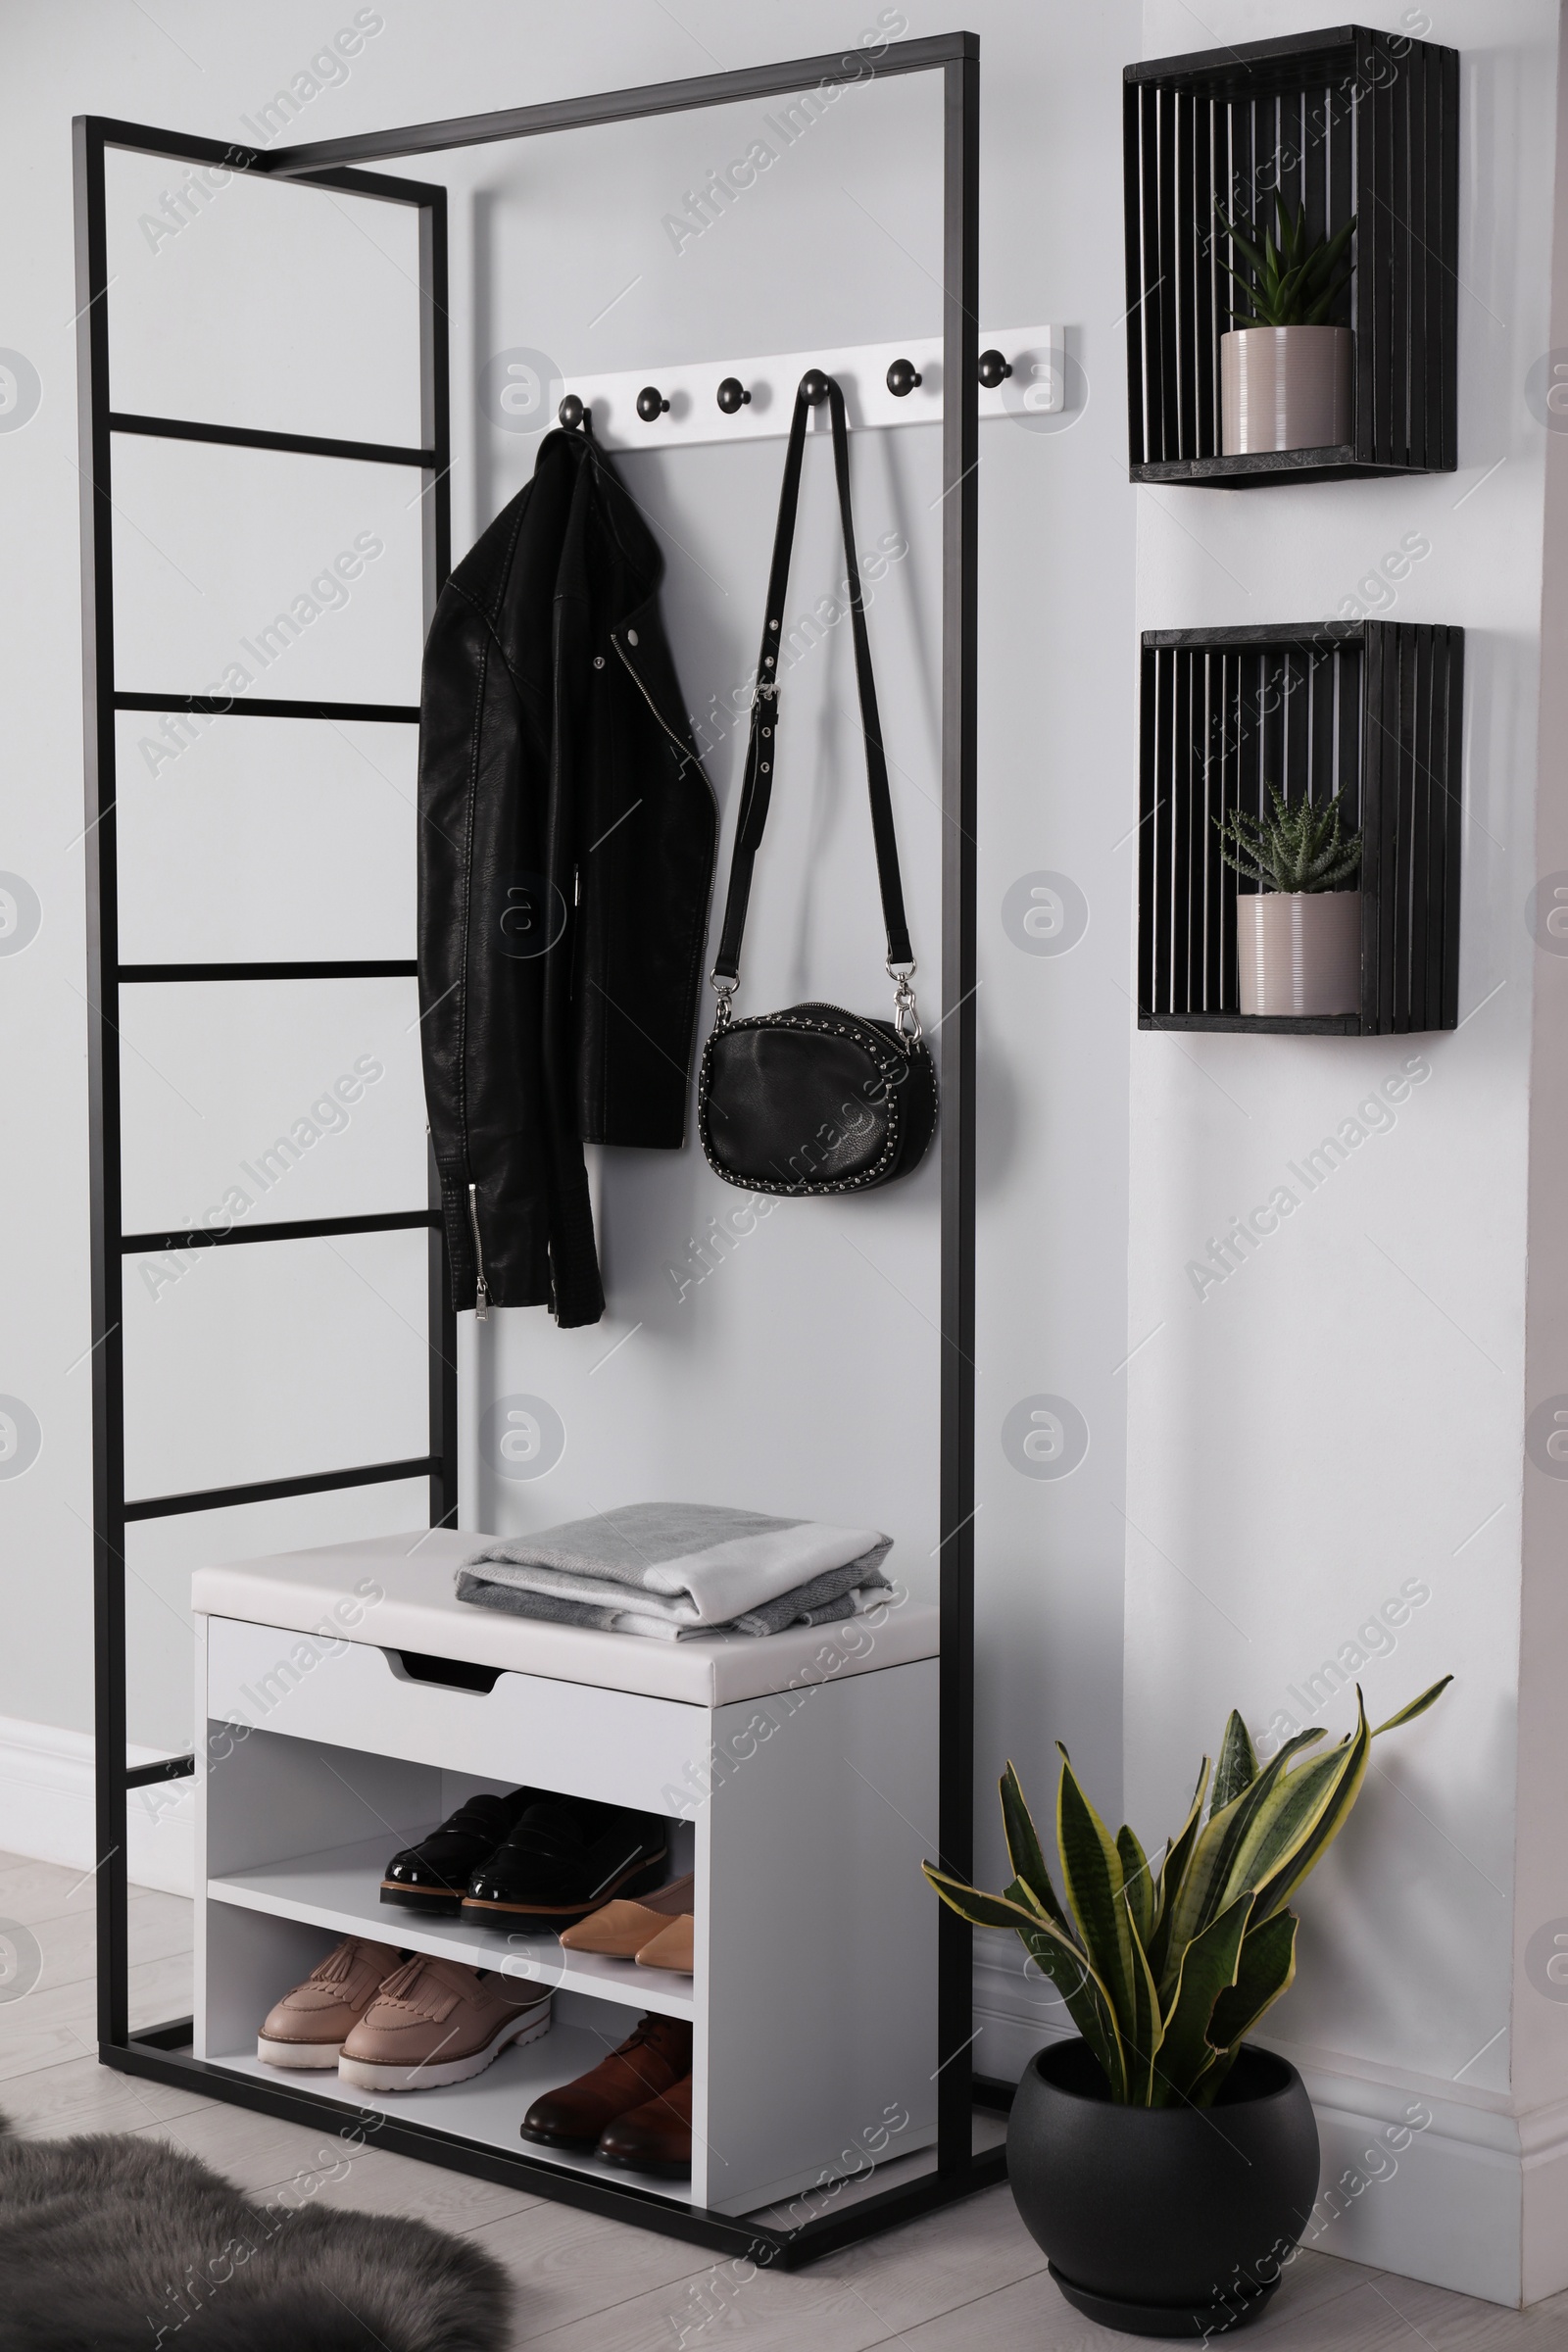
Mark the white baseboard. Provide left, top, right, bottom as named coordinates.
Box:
left=972, top=1921, right=1075, bottom=2083
left=972, top=1930, right=1568, bottom=2309
left=0, top=1715, right=193, bottom=1897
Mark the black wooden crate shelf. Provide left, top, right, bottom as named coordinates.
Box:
left=1123, top=24, right=1458, bottom=486
left=1138, top=620, right=1463, bottom=1035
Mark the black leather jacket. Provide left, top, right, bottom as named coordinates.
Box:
left=416, top=425, right=716, bottom=1328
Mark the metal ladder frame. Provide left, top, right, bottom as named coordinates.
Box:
left=79, top=29, right=991, bottom=2267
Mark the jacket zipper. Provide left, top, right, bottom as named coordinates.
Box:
left=612, top=635, right=693, bottom=768
left=466, top=1183, right=490, bottom=1321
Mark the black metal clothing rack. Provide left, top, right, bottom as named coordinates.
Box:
left=80, top=30, right=992, bottom=2265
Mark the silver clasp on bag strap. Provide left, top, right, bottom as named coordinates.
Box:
left=889, top=960, right=921, bottom=1047
left=710, top=972, right=738, bottom=1032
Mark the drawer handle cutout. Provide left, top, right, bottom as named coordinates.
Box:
left=386, top=1649, right=504, bottom=1694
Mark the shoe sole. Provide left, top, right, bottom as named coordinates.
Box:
left=519, top=2119, right=603, bottom=2153
left=337, top=1996, right=552, bottom=2091
left=516, top=2123, right=692, bottom=2179
left=460, top=1847, right=669, bottom=1927
left=378, top=1883, right=464, bottom=1914
left=257, top=2036, right=346, bottom=2069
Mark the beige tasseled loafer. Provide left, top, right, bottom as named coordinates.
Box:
left=633, top=1914, right=694, bottom=1975
left=257, top=1936, right=404, bottom=2069
left=559, top=1873, right=695, bottom=1958
left=337, top=1953, right=552, bottom=2090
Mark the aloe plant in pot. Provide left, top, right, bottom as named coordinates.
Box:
left=926, top=1676, right=1449, bottom=2336
left=1217, top=785, right=1364, bottom=1018
left=1216, top=194, right=1356, bottom=456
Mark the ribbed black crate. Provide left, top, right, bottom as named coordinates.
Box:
left=1123, top=25, right=1458, bottom=485
left=1138, top=621, right=1463, bottom=1034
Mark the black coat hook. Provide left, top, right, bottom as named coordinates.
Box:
left=716, top=377, right=752, bottom=414
left=558, top=392, right=585, bottom=429
left=636, top=385, right=670, bottom=421
left=977, top=349, right=1013, bottom=388
left=799, top=368, right=831, bottom=407
left=886, top=358, right=922, bottom=398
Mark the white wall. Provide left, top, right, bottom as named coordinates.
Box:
left=1123, top=0, right=1564, bottom=2309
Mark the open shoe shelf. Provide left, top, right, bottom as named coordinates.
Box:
left=192, top=1550, right=941, bottom=2222
left=1138, top=620, right=1463, bottom=1035
left=1123, top=24, right=1458, bottom=486
left=207, top=2017, right=701, bottom=2205
left=210, top=1829, right=695, bottom=2022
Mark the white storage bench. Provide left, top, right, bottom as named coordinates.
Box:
left=191, top=1530, right=940, bottom=2218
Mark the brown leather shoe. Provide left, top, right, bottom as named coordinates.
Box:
left=337, top=1954, right=551, bottom=2090
left=559, top=1874, right=696, bottom=1958
left=597, top=2071, right=693, bottom=2177
left=257, top=1936, right=404, bottom=2069
left=520, top=2014, right=691, bottom=2151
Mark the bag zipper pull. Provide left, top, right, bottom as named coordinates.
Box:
left=466, top=1182, right=491, bottom=1321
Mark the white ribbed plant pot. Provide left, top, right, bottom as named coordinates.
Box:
left=1220, top=325, right=1352, bottom=454
left=1238, top=892, right=1362, bottom=1017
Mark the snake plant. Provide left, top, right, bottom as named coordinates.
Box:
left=925, top=1677, right=1449, bottom=2108
left=1216, top=785, right=1363, bottom=893
left=1216, top=194, right=1356, bottom=330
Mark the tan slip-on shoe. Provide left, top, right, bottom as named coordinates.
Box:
left=634, top=1914, right=694, bottom=1975
left=258, top=1936, right=405, bottom=2069
left=337, top=1953, right=551, bottom=2090
left=559, top=1873, right=695, bottom=1958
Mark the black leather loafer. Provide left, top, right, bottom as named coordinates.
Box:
left=381, top=1788, right=539, bottom=1915
left=461, top=1797, right=668, bottom=1927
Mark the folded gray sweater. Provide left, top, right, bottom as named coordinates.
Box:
left=456, top=1500, right=893, bottom=1642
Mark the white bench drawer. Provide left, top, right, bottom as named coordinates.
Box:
left=205, top=1615, right=708, bottom=1811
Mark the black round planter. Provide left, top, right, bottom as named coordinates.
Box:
left=1006, top=2039, right=1320, bottom=2338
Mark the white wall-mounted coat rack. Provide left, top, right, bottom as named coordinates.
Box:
left=544, top=325, right=1063, bottom=450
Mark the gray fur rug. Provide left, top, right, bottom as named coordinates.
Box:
left=0, top=2112, right=512, bottom=2350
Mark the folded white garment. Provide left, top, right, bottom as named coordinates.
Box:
left=459, top=1500, right=893, bottom=1633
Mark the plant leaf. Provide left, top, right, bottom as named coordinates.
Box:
left=1214, top=200, right=1356, bottom=327
left=1121, top=1888, right=1166, bottom=2105
left=1216, top=787, right=1361, bottom=894
left=1225, top=1693, right=1373, bottom=1921
left=1372, top=1675, right=1452, bottom=1737
left=923, top=1863, right=1126, bottom=2098
left=1004, top=1874, right=1120, bottom=2072
left=1056, top=1748, right=1138, bottom=2043
left=1206, top=1909, right=1299, bottom=2060
left=1211, top=1712, right=1260, bottom=1812
left=1153, top=1888, right=1254, bottom=2105
left=1315, top=215, right=1357, bottom=275
left=1000, top=1762, right=1073, bottom=1936
left=1161, top=1727, right=1326, bottom=1984
left=1304, top=268, right=1354, bottom=327
left=920, top=1862, right=1039, bottom=1938
left=1147, top=1758, right=1211, bottom=1983
left=1215, top=209, right=1270, bottom=281
left=1118, top=1824, right=1156, bottom=1954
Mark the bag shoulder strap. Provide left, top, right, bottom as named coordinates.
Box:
left=710, top=374, right=914, bottom=996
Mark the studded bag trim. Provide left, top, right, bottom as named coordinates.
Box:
left=699, top=1004, right=930, bottom=1196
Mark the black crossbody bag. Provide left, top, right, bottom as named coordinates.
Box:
left=698, top=372, right=938, bottom=1197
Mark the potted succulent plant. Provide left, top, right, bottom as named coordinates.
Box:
left=926, top=1677, right=1449, bottom=2338
left=1216, top=195, right=1356, bottom=455
left=1217, top=786, right=1364, bottom=1018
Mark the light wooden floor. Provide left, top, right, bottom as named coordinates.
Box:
left=2, top=1847, right=1562, bottom=2350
